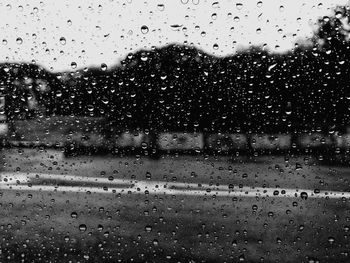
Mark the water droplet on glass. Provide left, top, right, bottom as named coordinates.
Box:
left=16, top=37, right=23, bottom=45
left=71, top=212, right=78, bottom=219
left=212, top=2, right=219, bottom=8
left=101, top=63, right=107, bottom=71
left=295, top=163, right=302, bottom=170
left=157, top=4, right=165, bottom=11
left=335, top=11, right=343, bottom=19
left=145, top=225, right=152, bottom=232
left=60, top=37, right=66, bottom=45
left=300, top=192, right=308, bottom=200
left=170, top=24, right=183, bottom=31
left=141, top=25, right=149, bottom=34
left=79, top=224, right=87, bottom=232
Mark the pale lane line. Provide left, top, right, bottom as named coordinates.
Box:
left=0, top=172, right=227, bottom=189
left=0, top=172, right=324, bottom=193
left=0, top=182, right=348, bottom=199
left=0, top=172, right=132, bottom=185
left=0, top=172, right=349, bottom=199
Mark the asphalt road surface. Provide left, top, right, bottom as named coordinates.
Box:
left=0, top=148, right=349, bottom=262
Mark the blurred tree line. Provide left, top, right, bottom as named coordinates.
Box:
left=1, top=5, right=349, bottom=135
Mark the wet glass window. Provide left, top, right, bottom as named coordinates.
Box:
left=0, top=0, right=349, bottom=262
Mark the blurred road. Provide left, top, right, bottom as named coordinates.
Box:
left=0, top=148, right=349, bottom=262
left=1, top=148, right=350, bottom=191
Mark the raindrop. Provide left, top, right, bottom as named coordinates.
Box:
left=170, top=24, right=183, bottom=30
left=300, top=192, right=308, bottom=200
left=101, top=63, right=107, bottom=71
left=335, top=11, right=343, bottom=19
left=71, top=62, right=77, bottom=69
left=239, top=254, right=245, bottom=261
left=141, top=25, right=149, bottom=34
left=295, top=163, right=302, bottom=170
left=157, top=4, right=165, bottom=11
left=328, top=237, right=335, bottom=244
left=79, top=224, right=87, bottom=232
left=71, top=212, right=78, bottom=219
left=212, top=2, right=219, bottom=8
left=145, top=225, right=152, bottom=232
left=87, top=105, right=94, bottom=112
left=59, top=37, right=66, bottom=45
left=236, top=3, right=243, bottom=10
left=16, top=37, right=23, bottom=45
left=285, top=102, right=292, bottom=115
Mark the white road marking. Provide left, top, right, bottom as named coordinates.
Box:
left=0, top=172, right=349, bottom=199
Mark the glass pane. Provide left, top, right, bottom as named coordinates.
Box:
left=0, top=1, right=349, bottom=262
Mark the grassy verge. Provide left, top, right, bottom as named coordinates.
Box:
left=12, top=116, right=104, bottom=145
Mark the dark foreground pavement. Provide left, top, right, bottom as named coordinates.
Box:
left=0, top=148, right=349, bottom=262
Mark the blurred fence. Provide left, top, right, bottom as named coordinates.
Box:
left=63, top=131, right=349, bottom=155
left=8, top=118, right=350, bottom=154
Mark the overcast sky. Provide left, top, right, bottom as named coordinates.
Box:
left=0, top=0, right=348, bottom=72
